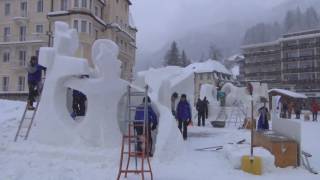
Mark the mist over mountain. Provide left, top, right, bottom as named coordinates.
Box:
left=133, top=0, right=320, bottom=71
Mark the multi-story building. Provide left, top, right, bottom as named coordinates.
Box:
left=0, top=0, right=137, bottom=95
left=242, top=29, right=320, bottom=97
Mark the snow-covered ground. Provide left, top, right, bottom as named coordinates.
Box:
left=1, top=100, right=320, bottom=180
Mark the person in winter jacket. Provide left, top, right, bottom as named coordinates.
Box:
left=171, top=92, right=179, bottom=118
left=134, top=97, right=158, bottom=156
left=294, top=101, right=302, bottom=119
left=257, top=103, right=269, bottom=130
left=203, top=96, right=209, bottom=119
left=27, top=56, right=45, bottom=110
left=72, top=89, right=87, bottom=117
left=196, top=98, right=205, bottom=126
left=176, top=94, right=192, bottom=140
left=311, top=99, right=319, bottom=121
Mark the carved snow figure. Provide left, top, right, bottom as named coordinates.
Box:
left=31, top=22, right=127, bottom=148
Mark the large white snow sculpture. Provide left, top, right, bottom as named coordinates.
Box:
left=32, top=22, right=127, bottom=148
left=65, top=39, right=128, bottom=147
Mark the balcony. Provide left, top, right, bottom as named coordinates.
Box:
left=0, top=34, right=47, bottom=45
left=12, top=11, right=29, bottom=25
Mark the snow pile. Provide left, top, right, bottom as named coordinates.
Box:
left=223, top=145, right=276, bottom=173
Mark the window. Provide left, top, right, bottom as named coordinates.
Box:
left=4, top=27, right=11, bottom=42
left=116, top=16, right=119, bottom=23
left=36, top=24, right=44, bottom=33
left=61, top=0, right=68, bottom=11
left=74, top=0, right=79, bottom=7
left=94, top=6, right=99, bottom=16
left=2, top=77, right=9, bottom=91
left=19, top=50, right=26, bottom=66
left=300, top=61, right=313, bottom=68
left=21, top=2, right=27, bottom=17
left=116, top=0, right=119, bottom=3
left=3, top=51, right=10, bottom=63
left=37, top=0, right=43, bottom=12
left=89, top=0, right=92, bottom=9
left=88, top=22, right=92, bottom=35
left=300, top=49, right=314, bottom=57
left=73, top=20, right=79, bottom=31
left=95, top=30, right=98, bottom=39
left=18, top=76, right=25, bottom=91
left=81, top=20, right=87, bottom=32
left=300, top=73, right=315, bottom=80
left=19, top=26, right=26, bottom=41
left=5, top=3, right=11, bottom=16
left=81, top=0, right=87, bottom=8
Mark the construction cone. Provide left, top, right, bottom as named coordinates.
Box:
left=241, top=86, right=262, bottom=175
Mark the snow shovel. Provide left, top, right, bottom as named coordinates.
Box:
left=241, top=88, right=262, bottom=175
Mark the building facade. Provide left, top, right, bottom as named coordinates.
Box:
left=242, top=29, right=320, bottom=97
left=0, top=0, right=137, bottom=94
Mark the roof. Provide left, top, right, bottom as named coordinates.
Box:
left=185, top=59, right=231, bottom=75
left=268, top=89, right=308, bottom=99
left=227, top=54, right=244, bottom=61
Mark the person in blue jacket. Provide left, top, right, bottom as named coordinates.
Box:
left=27, top=56, right=45, bottom=110
left=134, top=97, right=158, bottom=156
left=176, top=94, right=192, bottom=140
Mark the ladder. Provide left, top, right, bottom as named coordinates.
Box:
left=14, top=83, right=43, bottom=142
left=226, top=100, right=247, bottom=128
left=301, top=151, right=318, bottom=174
left=117, top=85, right=153, bottom=180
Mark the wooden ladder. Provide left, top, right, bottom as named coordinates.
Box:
left=117, top=85, right=153, bottom=180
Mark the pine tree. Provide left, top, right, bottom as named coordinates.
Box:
left=304, top=7, right=320, bottom=29
left=284, top=10, right=296, bottom=33
left=208, top=44, right=223, bottom=61
left=180, top=50, right=191, bottom=67
left=164, top=41, right=181, bottom=66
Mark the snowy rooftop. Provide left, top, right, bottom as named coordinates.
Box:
left=268, top=89, right=308, bottom=99
left=186, top=59, right=232, bottom=75
left=227, top=54, right=244, bottom=62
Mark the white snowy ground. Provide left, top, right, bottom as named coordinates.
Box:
left=0, top=100, right=320, bottom=180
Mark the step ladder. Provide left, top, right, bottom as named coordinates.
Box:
left=117, top=85, right=153, bottom=180
left=301, top=150, right=318, bottom=174
left=14, top=84, right=44, bottom=142
left=226, top=100, right=247, bottom=128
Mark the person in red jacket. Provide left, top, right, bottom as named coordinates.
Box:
left=311, top=99, right=319, bottom=121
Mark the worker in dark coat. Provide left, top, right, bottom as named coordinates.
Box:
left=176, top=94, right=192, bottom=140
left=257, top=103, right=269, bottom=130
left=27, top=56, right=45, bottom=110
left=203, top=96, right=209, bottom=119
left=196, top=98, right=205, bottom=127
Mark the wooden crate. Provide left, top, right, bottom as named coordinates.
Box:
left=253, top=131, right=298, bottom=168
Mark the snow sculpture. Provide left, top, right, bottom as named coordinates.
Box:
left=32, top=22, right=127, bottom=148
left=135, top=67, right=184, bottom=162
left=221, top=82, right=268, bottom=117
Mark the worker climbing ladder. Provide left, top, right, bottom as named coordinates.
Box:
left=14, top=92, right=42, bottom=142
left=117, top=85, right=153, bottom=180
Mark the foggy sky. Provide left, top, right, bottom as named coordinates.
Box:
left=131, top=0, right=287, bottom=53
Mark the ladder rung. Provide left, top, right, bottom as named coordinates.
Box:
left=129, top=92, right=146, bottom=96
left=120, top=170, right=152, bottom=173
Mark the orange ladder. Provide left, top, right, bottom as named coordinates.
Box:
left=117, top=85, right=153, bottom=180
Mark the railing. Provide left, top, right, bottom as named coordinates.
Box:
left=0, top=34, right=47, bottom=43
